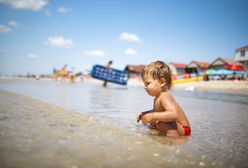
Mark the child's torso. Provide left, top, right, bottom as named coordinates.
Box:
left=153, top=92, right=190, bottom=127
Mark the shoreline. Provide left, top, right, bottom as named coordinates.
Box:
left=1, top=77, right=248, bottom=95
left=172, top=80, right=248, bottom=94
left=0, top=89, right=208, bottom=168
left=127, top=78, right=248, bottom=95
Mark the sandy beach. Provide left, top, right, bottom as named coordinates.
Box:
left=173, top=80, right=248, bottom=94
left=127, top=78, right=248, bottom=94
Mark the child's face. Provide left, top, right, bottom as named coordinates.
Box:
left=142, top=75, right=164, bottom=97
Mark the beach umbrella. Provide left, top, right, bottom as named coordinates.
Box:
left=225, top=64, right=244, bottom=71
left=205, top=69, right=216, bottom=75
left=214, top=69, right=234, bottom=75
left=235, top=71, right=245, bottom=75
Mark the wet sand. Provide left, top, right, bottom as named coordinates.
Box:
left=0, top=89, right=210, bottom=168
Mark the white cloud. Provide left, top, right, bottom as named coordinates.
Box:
left=26, top=53, right=39, bottom=59
left=119, top=32, right=142, bottom=43
left=0, top=20, right=19, bottom=33
left=0, top=25, right=12, bottom=33
left=0, top=0, right=49, bottom=11
left=8, top=21, right=19, bottom=27
left=57, top=6, right=70, bottom=14
left=84, top=50, right=105, bottom=57
left=47, top=36, right=73, bottom=48
left=125, top=48, right=137, bottom=55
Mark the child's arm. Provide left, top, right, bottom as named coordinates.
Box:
left=141, top=111, right=178, bottom=125
left=141, top=93, right=179, bottom=125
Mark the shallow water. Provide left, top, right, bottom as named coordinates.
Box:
left=0, top=78, right=248, bottom=167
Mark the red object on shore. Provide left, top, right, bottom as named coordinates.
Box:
left=225, top=64, right=244, bottom=71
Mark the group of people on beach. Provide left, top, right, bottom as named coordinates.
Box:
left=106, top=60, right=191, bottom=137
left=53, top=65, right=83, bottom=83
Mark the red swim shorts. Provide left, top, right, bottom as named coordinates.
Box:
left=183, top=126, right=191, bottom=136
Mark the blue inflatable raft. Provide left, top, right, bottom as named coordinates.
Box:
left=91, top=64, right=129, bottom=85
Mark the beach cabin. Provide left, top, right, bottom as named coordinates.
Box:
left=208, top=57, right=243, bottom=70
left=234, top=45, right=248, bottom=70
left=186, top=61, right=209, bottom=74
left=124, top=65, right=145, bottom=78
left=168, top=62, right=187, bottom=75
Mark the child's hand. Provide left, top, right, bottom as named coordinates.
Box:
left=137, top=110, right=153, bottom=123
left=141, top=113, right=153, bottom=125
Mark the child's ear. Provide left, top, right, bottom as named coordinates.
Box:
left=160, top=78, right=166, bottom=87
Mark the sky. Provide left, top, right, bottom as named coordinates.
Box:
left=0, top=0, right=248, bottom=75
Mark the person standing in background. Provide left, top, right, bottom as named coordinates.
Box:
left=103, top=60, right=113, bottom=87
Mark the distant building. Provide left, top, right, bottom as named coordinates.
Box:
left=234, top=45, right=248, bottom=70
left=168, top=62, right=187, bottom=75
left=208, top=57, right=243, bottom=70
left=124, top=65, right=145, bottom=78
left=186, top=61, right=209, bottom=74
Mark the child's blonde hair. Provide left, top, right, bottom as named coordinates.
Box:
left=141, top=60, right=172, bottom=91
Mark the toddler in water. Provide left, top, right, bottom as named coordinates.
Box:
left=137, top=61, right=191, bottom=137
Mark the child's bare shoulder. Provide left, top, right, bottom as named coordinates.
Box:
left=161, top=92, right=173, bottom=99
left=160, top=92, right=177, bottom=104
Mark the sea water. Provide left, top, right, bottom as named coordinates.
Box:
left=0, top=78, right=248, bottom=167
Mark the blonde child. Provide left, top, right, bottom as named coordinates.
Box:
left=137, top=61, right=191, bottom=137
